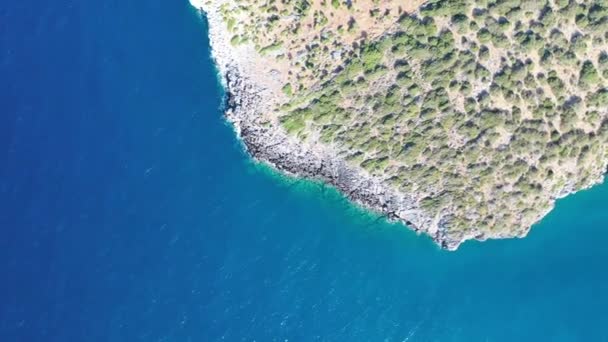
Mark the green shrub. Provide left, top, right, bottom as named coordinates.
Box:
left=579, top=60, right=600, bottom=88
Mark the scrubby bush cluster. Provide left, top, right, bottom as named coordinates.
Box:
left=218, top=0, right=410, bottom=95
left=280, top=0, right=608, bottom=237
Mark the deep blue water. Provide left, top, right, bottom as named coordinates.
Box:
left=1, top=0, right=608, bottom=340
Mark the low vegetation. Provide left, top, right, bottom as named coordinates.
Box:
left=278, top=0, right=608, bottom=237
left=215, top=0, right=426, bottom=95
left=213, top=0, right=608, bottom=241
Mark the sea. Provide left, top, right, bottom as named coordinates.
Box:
left=1, top=0, right=608, bottom=341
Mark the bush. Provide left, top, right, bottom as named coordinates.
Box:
left=579, top=60, right=600, bottom=88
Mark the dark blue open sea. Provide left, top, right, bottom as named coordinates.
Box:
left=2, top=0, right=608, bottom=340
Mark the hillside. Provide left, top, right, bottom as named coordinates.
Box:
left=194, top=0, right=608, bottom=249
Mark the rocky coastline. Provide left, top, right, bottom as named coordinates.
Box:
left=190, top=0, right=607, bottom=250
left=191, top=0, right=459, bottom=248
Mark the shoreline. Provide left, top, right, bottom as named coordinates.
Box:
left=190, top=0, right=607, bottom=250
left=191, top=1, right=451, bottom=248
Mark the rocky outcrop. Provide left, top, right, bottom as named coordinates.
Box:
left=190, top=1, right=464, bottom=248
left=222, top=61, right=454, bottom=246
left=190, top=0, right=606, bottom=250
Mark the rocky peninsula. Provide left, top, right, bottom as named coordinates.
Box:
left=191, top=0, right=608, bottom=250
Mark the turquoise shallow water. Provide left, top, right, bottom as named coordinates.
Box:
left=1, top=0, right=608, bottom=340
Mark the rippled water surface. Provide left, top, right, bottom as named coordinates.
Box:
left=1, top=0, right=608, bottom=340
